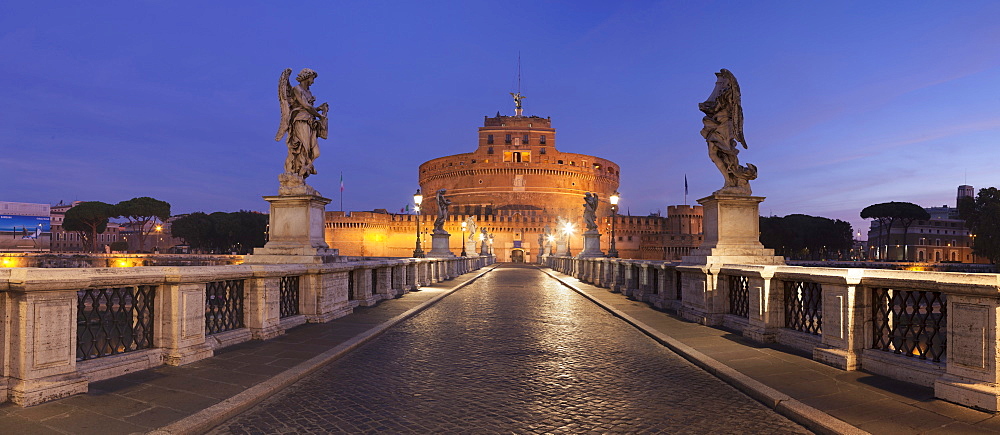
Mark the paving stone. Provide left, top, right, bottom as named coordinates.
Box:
left=211, top=265, right=809, bottom=434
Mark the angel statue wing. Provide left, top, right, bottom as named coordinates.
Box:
left=274, top=68, right=292, bottom=142
left=721, top=69, right=747, bottom=150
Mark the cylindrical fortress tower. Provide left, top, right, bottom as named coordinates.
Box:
left=419, top=114, right=620, bottom=221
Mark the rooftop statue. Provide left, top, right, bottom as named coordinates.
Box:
left=276, top=68, right=329, bottom=194
left=583, top=192, right=599, bottom=231
left=699, top=69, right=756, bottom=196
left=433, top=189, right=451, bottom=234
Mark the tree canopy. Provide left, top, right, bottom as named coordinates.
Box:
left=63, top=201, right=112, bottom=253
left=962, top=187, right=1000, bottom=264
left=112, top=197, right=171, bottom=252
left=170, top=211, right=268, bottom=254
left=860, top=201, right=929, bottom=260
left=759, top=214, right=853, bottom=260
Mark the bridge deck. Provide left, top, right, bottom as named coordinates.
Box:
left=0, top=264, right=994, bottom=434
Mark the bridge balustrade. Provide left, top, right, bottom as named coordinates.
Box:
left=542, top=255, right=1000, bottom=412
left=0, top=255, right=493, bottom=407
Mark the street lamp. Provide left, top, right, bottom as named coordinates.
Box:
left=413, top=189, right=425, bottom=258
left=608, top=191, right=620, bottom=258
left=460, top=221, right=467, bottom=257
left=562, top=221, right=575, bottom=256
left=546, top=235, right=556, bottom=255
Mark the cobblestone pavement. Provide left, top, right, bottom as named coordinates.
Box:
left=212, top=264, right=810, bottom=434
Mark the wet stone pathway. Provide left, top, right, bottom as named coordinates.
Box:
left=212, top=264, right=810, bottom=434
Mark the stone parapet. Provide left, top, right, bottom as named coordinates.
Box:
left=0, top=255, right=491, bottom=407
left=543, top=255, right=1000, bottom=412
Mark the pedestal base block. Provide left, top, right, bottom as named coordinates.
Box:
left=428, top=233, right=455, bottom=258
left=681, top=193, right=785, bottom=267
left=244, top=193, right=339, bottom=264
left=577, top=231, right=605, bottom=258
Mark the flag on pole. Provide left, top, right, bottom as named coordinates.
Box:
left=684, top=174, right=688, bottom=195
left=340, top=173, right=344, bottom=192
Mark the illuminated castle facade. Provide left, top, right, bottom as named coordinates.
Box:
left=325, top=100, right=702, bottom=262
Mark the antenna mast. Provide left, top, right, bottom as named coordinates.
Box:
left=510, top=52, right=524, bottom=117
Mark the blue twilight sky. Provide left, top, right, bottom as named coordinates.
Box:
left=3, top=2, right=1000, bottom=239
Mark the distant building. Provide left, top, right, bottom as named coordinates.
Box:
left=325, top=98, right=703, bottom=261
left=865, top=185, right=987, bottom=263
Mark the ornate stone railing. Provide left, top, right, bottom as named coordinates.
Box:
left=0, top=255, right=493, bottom=406
left=543, top=255, right=1000, bottom=412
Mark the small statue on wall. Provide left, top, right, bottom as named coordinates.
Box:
left=583, top=192, right=599, bottom=231
left=433, top=189, right=451, bottom=234
left=465, top=216, right=477, bottom=242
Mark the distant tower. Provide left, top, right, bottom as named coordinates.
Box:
left=958, top=185, right=974, bottom=204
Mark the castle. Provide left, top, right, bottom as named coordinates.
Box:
left=325, top=100, right=703, bottom=262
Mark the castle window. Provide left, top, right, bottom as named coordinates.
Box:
left=505, top=134, right=512, bottom=144
left=557, top=160, right=564, bottom=164
left=487, top=134, right=494, bottom=144
left=540, top=135, right=546, bottom=144
left=593, top=163, right=601, bottom=170
left=570, top=161, right=576, bottom=166
left=540, top=147, right=546, bottom=154
left=471, top=159, right=476, bottom=163
left=487, top=147, right=494, bottom=154
left=523, top=134, right=529, bottom=144
left=509, top=152, right=530, bottom=163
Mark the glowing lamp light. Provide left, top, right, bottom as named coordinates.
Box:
left=413, top=189, right=423, bottom=207
left=561, top=222, right=575, bottom=236
left=609, top=191, right=620, bottom=206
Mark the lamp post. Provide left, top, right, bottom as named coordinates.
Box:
left=460, top=221, right=467, bottom=257
left=413, top=189, right=425, bottom=258
left=608, top=191, right=620, bottom=258
left=562, top=221, right=574, bottom=256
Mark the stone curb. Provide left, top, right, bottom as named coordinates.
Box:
left=148, top=264, right=499, bottom=435
left=538, top=267, right=869, bottom=435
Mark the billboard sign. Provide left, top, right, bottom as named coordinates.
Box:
left=0, top=215, right=51, bottom=233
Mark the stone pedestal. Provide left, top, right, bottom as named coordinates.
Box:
left=245, top=194, right=338, bottom=264
left=681, top=194, right=785, bottom=266
left=577, top=230, right=605, bottom=258
left=555, top=239, right=568, bottom=256
left=465, top=240, right=479, bottom=257
left=428, top=233, right=455, bottom=258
